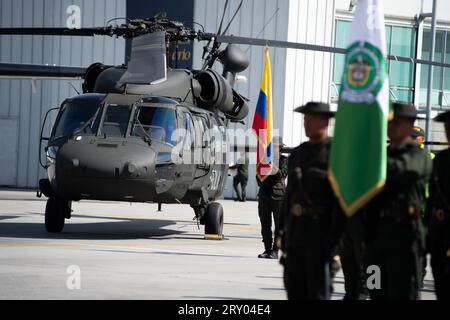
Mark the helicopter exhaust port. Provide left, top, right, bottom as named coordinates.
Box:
left=194, top=68, right=249, bottom=121
left=195, top=69, right=234, bottom=113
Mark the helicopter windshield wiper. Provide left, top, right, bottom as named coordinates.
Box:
left=71, top=108, right=101, bottom=137
left=134, top=118, right=153, bottom=144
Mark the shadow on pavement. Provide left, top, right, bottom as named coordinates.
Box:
left=87, top=248, right=249, bottom=259
left=0, top=214, right=186, bottom=240
left=0, top=198, right=46, bottom=202
left=145, top=250, right=248, bottom=259
left=0, top=215, right=21, bottom=221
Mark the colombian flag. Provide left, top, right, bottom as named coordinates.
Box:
left=252, top=48, right=273, bottom=182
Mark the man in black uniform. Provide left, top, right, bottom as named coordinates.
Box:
left=230, top=151, right=249, bottom=201
left=281, top=102, right=345, bottom=299
left=366, top=102, right=432, bottom=300
left=426, top=110, right=450, bottom=300
left=257, top=137, right=288, bottom=259
left=410, top=126, right=434, bottom=288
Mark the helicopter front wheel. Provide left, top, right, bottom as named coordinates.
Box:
left=45, top=197, right=69, bottom=233
left=204, top=202, right=224, bottom=240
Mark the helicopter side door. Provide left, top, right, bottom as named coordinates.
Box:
left=190, top=113, right=211, bottom=189
left=175, top=109, right=197, bottom=194
left=206, top=116, right=228, bottom=199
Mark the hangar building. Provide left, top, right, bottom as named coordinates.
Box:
left=1, top=0, right=449, bottom=200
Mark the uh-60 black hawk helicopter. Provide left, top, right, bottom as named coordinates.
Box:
left=0, top=13, right=254, bottom=238
left=0, top=4, right=383, bottom=239
left=3, top=2, right=445, bottom=239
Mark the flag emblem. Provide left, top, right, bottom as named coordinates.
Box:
left=348, top=56, right=371, bottom=88
left=342, top=42, right=386, bottom=104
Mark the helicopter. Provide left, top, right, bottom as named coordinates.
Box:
left=2, top=1, right=447, bottom=239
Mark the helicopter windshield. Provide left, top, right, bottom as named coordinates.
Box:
left=131, top=106, right=177, bottom=146
left=101, top=104, right=132, bottom=137
left=53, top=99, right=102, bottom=140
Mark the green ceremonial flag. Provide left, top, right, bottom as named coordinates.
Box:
left=328, top=0, right=390, bottom=217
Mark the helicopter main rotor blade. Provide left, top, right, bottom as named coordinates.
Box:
left=4, top=24, right=450, bottom=69
left=217, top=34, right=346, bottom=54
left=216, top=34, right=450, bottom=69
left=0, top=27, right=115, bottom=37
left=0, top=63, right=85, bottom=79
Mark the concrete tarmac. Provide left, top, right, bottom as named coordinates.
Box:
left=0, top=189, right=436, bottom=300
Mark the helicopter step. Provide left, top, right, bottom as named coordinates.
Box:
left=203, top=202, right=224, bottom=240
left=45, top=197, right=71, bottom=233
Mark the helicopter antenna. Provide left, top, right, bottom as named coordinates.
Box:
left=68, top=82, right=80, bottom=95
left=202, top=0, right=243, bottom=70
left=105, top=17, right=128, bottom=27
left=173, top=40, right=179, bottom=69
left=182, top=87, right=192, bottom=102
left=202, top=0, right=228, bottom=60
left=220, top=0, right=243, bottom=36
left=192, top=22, right=205, bottom=33
left=244, top=7, right=279, bottom=53
left=217, top=0, right=229, bottom=35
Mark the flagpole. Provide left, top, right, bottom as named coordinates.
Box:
left=425, top=0, right=437, bottom=152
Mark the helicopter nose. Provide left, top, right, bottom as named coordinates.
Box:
left=62, top=145, right=155, bottom=179
left=55, top=138, right=158, bottom=201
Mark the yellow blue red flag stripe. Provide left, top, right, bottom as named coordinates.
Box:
left=252, top=48, right=273, bottom=182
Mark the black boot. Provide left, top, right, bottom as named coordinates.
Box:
left=258, top=250, right=272, bottom=258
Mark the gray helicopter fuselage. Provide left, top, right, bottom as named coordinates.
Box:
left=45, top=74, right=230, bottom=205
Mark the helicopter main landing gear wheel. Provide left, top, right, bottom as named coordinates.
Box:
left=45, top=197, right=70, bottom=233
left=204, top=202, right=224, bottom=240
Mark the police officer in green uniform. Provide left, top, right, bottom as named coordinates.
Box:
left=280, top=102, right=345, bottom=299
left=410, top=125, right=434, bottom=287
left=366, top=102, right=432, bottom=300
left=230, top=151, right=249, bottom=201
left=426, top=110, right=450, bottom=300
left=257, top=137, right=288, bottom=259
left=411, top=126, right=435, bottom=160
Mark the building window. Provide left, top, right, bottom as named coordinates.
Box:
left=332, top=20, right=416, bottom=104
left=420, top=29, right=450, bottom=109
left=331, top=20, right=351, bottom=99
left=389, top=26, right=416, bottom=102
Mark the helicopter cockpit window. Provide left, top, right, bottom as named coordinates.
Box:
left=182, top=112, right=196, bottom=151
left=101, top=104, right=132, bottom=137
left=131, top=106, right=177, bottom=146
left=192, top=115, right=208, bottom=147
left=53, top=100, right=101, bottom=140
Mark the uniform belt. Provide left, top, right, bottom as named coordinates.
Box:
left=380, top=205, right=421, bottom=219
left=432, top=208, right=450, bottom=222
left=291, top=204, right=328, bottom=217
left=380, top=208, right=408, bottom=219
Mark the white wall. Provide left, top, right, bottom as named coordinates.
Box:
left=335, top=0, right=450, bottom=22
left=282, top=0, right=336, bottom=147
